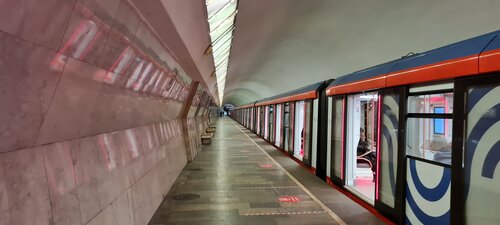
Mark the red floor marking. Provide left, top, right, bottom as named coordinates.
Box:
left=278, top=196, right=301, bottom=202
left=326, top=177, right=395, bottom=225
left=259, top=138, right=316, bottom=174
left=244, top=125, right=394, bottom=224
left=259, top=163, right=273, bottom=168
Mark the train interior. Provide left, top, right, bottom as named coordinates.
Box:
left=275, top=105, right=282, bottom=146
left=294, top=101, right=306, bottom=160
left=406, top=83, right=454, bottom=165
left=264, top=106, right=269, bottom=139
left=345, top=92, right=379, bottom=204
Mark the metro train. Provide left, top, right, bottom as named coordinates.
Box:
left=231, top=30, right=500, bottom=225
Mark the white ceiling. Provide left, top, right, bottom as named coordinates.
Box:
left=224, top=0, right=500, bottom=105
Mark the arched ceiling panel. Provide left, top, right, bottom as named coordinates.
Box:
left=225, top=0, right=500, bottom=106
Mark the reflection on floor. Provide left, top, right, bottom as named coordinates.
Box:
left=148, top=118, right=386, bottom=225
left=148, top=118, right=338, bottom=225
left=352, top=176, right=375, bottom=203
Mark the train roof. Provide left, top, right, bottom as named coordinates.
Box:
left=254, top=80, right=330, bottom=106
left=326, top=30, right=500, bottom=95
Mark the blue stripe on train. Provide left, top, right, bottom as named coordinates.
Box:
left=482, top=141, right=500, bottom=179
left=406, top=159, right=451, bottom=225
left=409, top=160, right=450, bottom=202
left=465, top=102, right=500, bottom=197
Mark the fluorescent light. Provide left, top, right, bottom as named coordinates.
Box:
left=206, top=0, right=237, bottom=105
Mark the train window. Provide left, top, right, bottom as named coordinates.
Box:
left=406, top=118, right=452, bottom=164
left=407, top=93, right=453, bottom=114
left=406, top=88, right=453, bottom=165
left=409, top=82, right=453, bottom=93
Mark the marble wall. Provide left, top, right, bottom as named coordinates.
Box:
left=0, top=0, right=194, bottom=153
left=0, top=119, right=191, bottom=225
left=0, top=0, right=212, bottom=224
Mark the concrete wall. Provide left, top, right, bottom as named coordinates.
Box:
left=0, top=0, right=212, bottom=224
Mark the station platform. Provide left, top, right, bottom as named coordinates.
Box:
left=148, top=118, right=387, bottom=225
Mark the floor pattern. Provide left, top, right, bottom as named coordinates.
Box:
left=148, top=118, right=386, bottom=225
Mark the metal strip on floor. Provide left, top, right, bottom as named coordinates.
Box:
left=234, top=186, right=299, bottom=190
left=241, top=211, right=326, bottom=216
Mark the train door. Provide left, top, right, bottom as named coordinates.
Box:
left=256, top=107, right=261, bottom=135
left=242, top=109, right=245, bottom=126
left=283, top=102, right=295, bottom=154
left=260, top=107, right=266, bottom=137
left=404, top=83, right=453, bottom=225
left=250, top=108, right=254, bottom=131
left=292, top=100, right=313, bottom=165
left=376, top=87, right=405, bottom=221
left=283, top=103, right=290, bottom=151
left=264, top=106, right=269, bottom=140
left=311, top=98, right=320, bottom=173
left=294, top=101, right=306, bottom=160
left=330, top=96, right=346, bottom=185
left=304, top=100, right=313, bottom=167
left=345, top=92, right=379, bottom=204
left=248, top=109, right=251, bottom=128
left=245, top=109, right=248, bottom=127
left=288, top=102, right=295, bottom=155
left=275, top=104, right=282, bottom=147
left=454, top=75, right=500, bottom=225
left=241, top=109, right=244, bottom=125
left=269, top=105, right=275, bottom=143
left=248, top=109, right=251, bottom=127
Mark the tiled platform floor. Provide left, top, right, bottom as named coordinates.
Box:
left=148, top=118, right=386, bottom=225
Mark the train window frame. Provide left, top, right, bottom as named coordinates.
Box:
left=405, top=84, right=454, bottom=166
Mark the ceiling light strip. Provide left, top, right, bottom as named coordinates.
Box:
left=209, top=11, right=236, bottom=33
left=206, top=0, right=237, bottom=105
left=207, top=0, right=233, bottom=20
left=211, top=26, right=234, bottom=44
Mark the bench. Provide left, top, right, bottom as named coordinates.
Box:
left=201, top=133, right=213, bottom=145
left=206, top=127, right=216, bottom=133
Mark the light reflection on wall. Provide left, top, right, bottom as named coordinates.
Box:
left=51, top=4, right=190, bottom=103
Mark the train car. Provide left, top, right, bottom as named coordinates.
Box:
left=325, top=30, right=500, bottom=224
left=249, top=81, right=332, bottom=174
left=231, top=30, right=500, bottom=225
left=233, top=102, right=255, bottom=131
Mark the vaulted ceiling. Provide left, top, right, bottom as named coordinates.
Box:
left=224, top=0, right=500, bottom=106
